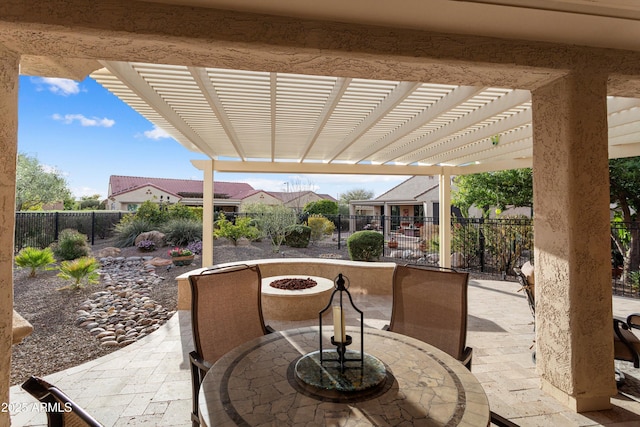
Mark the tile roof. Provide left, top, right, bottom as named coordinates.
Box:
left=108, top=175, right=254, bottom=199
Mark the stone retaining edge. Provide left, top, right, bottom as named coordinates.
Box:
left=176, top=258, right=397, bottom=310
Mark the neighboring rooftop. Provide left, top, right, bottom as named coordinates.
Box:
left=108, top=175, right=255, bottom=199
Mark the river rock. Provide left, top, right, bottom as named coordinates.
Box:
left=76, top=255, right=174, bottom=349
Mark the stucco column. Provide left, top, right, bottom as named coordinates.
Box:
left=0, top=45, right=19, bottom=426
left=531, top=72, right=615, bottom=411
left=202, top=160, right=214, bottom=267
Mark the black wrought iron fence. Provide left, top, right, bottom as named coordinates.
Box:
left=17, top=210, right=638, bottom=298
left=14, top=211, right=125, bottom=252
left=611, top=220, right=640, bottom=298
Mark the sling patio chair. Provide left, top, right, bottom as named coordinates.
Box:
left=188, top=264, right=274, bottom=426
left=614, top=313, right=640, bottom=385
left=21, top=376, right=103, bottom=427
left=384, top=263, right=473, bottom=370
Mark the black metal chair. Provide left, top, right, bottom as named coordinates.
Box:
left=21, top=376, right=103, bottom=427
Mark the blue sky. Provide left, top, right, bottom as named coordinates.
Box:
left=18, top=76, right=409, bottom=200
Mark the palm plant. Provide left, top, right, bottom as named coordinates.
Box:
left=57, top=257, right=101, bottom=289
left=14, top=247, right=55, bottom=277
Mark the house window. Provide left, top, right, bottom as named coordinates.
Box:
left=127, top=204, right=138, bottom=212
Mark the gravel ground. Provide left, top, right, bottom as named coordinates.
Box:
left=10, top=237, right=350, bottom=386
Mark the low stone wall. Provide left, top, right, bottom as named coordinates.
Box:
left=176, top=258, right=397, bottom=310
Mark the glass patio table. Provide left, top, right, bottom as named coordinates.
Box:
left=198, top=326, right=490, bottom=426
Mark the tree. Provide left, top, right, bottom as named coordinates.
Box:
left=338, top=188, right=374, bottom=215
left=452, top=168, right=533, bottom=217
left=241, top=203, right=297, bottom=252
left=16, top=153, right=72, bottom=211
left=79, top=194, right=103, bottom=210
left=339, top=188, right=374, bottom=205
left=610, top=157, right=640, bottom=279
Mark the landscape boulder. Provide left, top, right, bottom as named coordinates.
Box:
left=135, top=231, right=166, bottom=248
left=95, top=247, right=121, bottom=258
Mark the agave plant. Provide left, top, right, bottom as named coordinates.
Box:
left=57, top=256, right=101, bottom=290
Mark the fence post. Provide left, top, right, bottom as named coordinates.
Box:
left=479, top=218, right=485, bottom=273
left=337, top=214, right=342, bottom=250
left=54, top=211, right=59, bottom=242
left=91, top=211, right=96, bottom=245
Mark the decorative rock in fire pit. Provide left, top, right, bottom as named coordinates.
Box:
left=270, top=277, right=317, bottom=291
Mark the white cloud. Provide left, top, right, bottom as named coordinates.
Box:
left=52, top=113, right=115, bottom=128
left=143, top=125, right=171, bottom=140
left=73, top=186, right=105, bottom=199
left=33, top=77, right=81, bottom=96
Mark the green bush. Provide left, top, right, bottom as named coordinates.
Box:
left=52, top=229, right=90, bottom=261
left=15, top=247, right=55, bottom=277
left=347, top=230, right=384, bottom=261
left=166, top=203, right=199, bottom=221
left=57, top=256, right=100, bottom=289
left=113, top=219, right=154, bottom=247
left=308, top=214, right=335, bottom=242
left=303, top=199, right=339, bottom=216
left=134, top=200, right=168, bottom=225
left=162, top=218, right=203, bottom=246
left=214, top=214, right=260, bottom=245
left=284, top=225, right=311, bottom=248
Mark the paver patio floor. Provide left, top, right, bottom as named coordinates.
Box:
left=9, top=279, right=640, bottom=426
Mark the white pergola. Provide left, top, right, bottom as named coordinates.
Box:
left=91, top=62, right=640, bottom=266
left=92, top=63, right=640, bottom=172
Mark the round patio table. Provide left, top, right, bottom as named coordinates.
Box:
left=198, top=326, right=490, bottom=426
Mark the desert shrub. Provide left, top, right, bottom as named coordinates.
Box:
left=187, top=240, right=203, bottom=255
left=52, top=229, right=90, bottom=261
left=57, top=256, right=100, bottom=289
left=15, top=247, right=55, bottom=277
left=166, top=203, right=199, bottom=221
left=347, top=230, right=384, bottom=261
left=284, top=225, right=311, bottom=248
left=242, top=203, right=297, bottom=251
left=308, top=214, right=335, bottom=242
left=303, top=199, right=339, bottom=216
left=214, top=213, right=260, bottom=245
left=162, top=218, right=203, bottom=246
left=113, top=219, right=154, bottom=247
left=629, top=271, right=640, bottom=291
left=136, top=239, right=156, bottom=252
left=133, top=200, right=168, bottom=225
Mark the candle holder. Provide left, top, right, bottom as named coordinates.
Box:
left=318, top=273, right=364, bottom=372
left=293, top=272, right=387, bottom=399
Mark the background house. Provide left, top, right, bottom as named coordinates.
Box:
left=350, top=175, right=531, bottom=233
left=107, top=175, right=335, bottom=212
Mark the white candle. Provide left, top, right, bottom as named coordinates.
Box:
left=333, top=306, right=345, bottom=342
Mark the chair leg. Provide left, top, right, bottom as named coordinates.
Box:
left=190, top=353, right=202, bottom=426
left=490, top=411, right=520, bottom=427
left=615, top=367, right=626, bottom=387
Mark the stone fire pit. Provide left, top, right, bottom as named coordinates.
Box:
left=261, top=275, right=334, bottom=321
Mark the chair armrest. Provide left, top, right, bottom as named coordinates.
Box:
left=627, top=314, right=640, bottom=329
left=614, top=318, right=630, bottom=336
left=189, top=351, right=212, bottom=373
